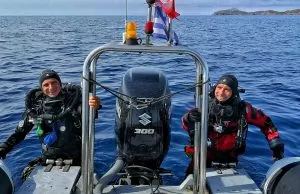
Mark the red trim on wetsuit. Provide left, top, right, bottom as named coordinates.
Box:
left=182, top=101, right=281, bottom=159
left=244, top=103, right=279, bottom=141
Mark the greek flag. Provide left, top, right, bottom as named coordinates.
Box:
left=153, top=6, right=179, bottom=45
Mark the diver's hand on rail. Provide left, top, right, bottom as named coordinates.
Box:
left=187, top=109, right=201, bottom=123
left=89, top=96, right=102, bottom=110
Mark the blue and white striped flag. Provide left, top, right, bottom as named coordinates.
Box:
left=153, top=5, right=179, bottom=45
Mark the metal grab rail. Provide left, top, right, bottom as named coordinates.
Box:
left=81, top=42, right=209, bottom=194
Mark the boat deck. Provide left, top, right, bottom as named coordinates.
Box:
left=206, top=168, right=262, bottom=194
left=15, top=165, right=262, bottom=194
left=15, top=166, right=81, bottom=194
left=102, top=185, right=196, bottom=194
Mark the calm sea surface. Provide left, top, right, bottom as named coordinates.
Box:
left=0, top=15, right=300, bottom=190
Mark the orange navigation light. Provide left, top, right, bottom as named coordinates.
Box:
left=126, top=22, right=137, bottom=39
left=125, top=22, right=141, bottom=45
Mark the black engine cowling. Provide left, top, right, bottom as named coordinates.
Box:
left=115, top=67, right=171, bottom=170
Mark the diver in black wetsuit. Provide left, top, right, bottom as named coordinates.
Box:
left=0, top=69, right=101, bottom=166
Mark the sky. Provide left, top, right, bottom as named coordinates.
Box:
left=0, top=0, right=299, bottom=16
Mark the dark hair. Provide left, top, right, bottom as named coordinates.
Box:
left=39, top=69, right=61, bottom=88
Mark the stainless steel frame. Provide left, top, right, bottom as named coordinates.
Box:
left=81, top=42, right=209, bottom=194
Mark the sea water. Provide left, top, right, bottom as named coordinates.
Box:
left=0, top=15, right=299, bottom=189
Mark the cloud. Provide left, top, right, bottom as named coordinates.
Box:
left=0, top=0, right=299, bottom=15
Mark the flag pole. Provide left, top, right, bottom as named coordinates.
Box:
left=145, top=0, right=155, bottom=45
left=167, top=18, right=173, bottom=45
left=146, top=3, right=153, bottom=44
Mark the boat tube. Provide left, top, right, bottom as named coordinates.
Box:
left=0, top=159, right=14, bottom=194
left=261, top=157, right=300, bottom=194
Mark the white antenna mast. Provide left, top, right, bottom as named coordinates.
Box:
left=123, top=0, right=128, bottom=43
left=125, top=0, right=128, bottom=28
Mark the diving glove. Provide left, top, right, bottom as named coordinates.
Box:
left=184, top=108, right=201, bottom=123
left=269, top=137, right=284, bottom=161
left=272, top=145, right=284, bottom=161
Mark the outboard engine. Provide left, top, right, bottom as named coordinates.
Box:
left=115, top=67, right=171, bottom=172
left=0, top=160, right=14, bottom=194
left=261, top=157, right=300, bottom=194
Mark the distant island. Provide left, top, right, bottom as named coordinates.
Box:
left=213, top=8, right=300, bottom=15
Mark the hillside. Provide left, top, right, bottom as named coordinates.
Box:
left=213, top=8, right=300, bottom=15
